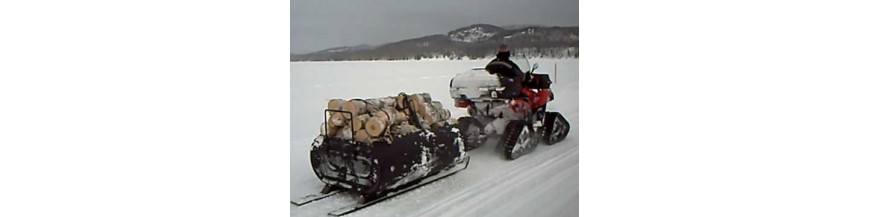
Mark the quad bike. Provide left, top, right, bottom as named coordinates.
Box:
left=449, top=57, right=570, bottom=160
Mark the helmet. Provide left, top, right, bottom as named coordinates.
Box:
left=498, top=44, right=510, bottom=52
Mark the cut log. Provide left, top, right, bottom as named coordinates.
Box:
left=420, top=101, right=449, bottom=127
left=334, top=126, right=353, bottom=140
left=354, top=129, right=371, bottom=143
left=325, top=93, right=443, bottom=139
left=431, top=102, right=453, bottom=127
left=422, top=106, right=436, bottom=126
left=409, top=100, right=428, bottom=122
left=412, top=93, right=432, bottom=103
left=340, top=100, right=368, bottom=119
left=328, top=113, right=345, bottom=128
left=430, top=101, right=443, bottom=111
left=396, top=93, right=408, bottom=109
left=397, top=93, right=429, bottom=109
left=375, top=107, right=408, bottom=125
left=364, top=97, right=397, bottom=110
left=320, top=122, right=338, bottom=137
left=428, top=101, right=450, bottom=120
left=390, top=122, right=420, bottom=136
left=366, top=107, right=409, bottom=137
left=411, top=99, right=426, bottom=119
left=365, top=118, right=387, bottom=137
left=351, top=114, right=371, bottom=132
left=408, top=94, right=431, bottom=114
left=326, top=99, right=348, bottom=128
left=327, top=99, right=345, bottom=112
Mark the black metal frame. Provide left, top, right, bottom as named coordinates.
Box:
left=323, top=109, right=355, bottom=139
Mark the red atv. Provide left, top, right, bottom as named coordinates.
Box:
left=449, top=58, right=570, bottom=160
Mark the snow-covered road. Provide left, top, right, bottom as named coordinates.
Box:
left=290, top=59, right=578, bottom=217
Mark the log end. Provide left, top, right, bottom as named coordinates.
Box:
left=328, top=114, right=345, bottom=128
left=365, top=118, right=387, bottom=138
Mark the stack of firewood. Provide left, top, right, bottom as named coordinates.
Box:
left=319, top=93, right=452, bottom=143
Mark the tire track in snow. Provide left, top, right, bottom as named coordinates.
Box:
left=412, top=143, right=579, bottom=216
left=488, top=159, right=579, bottom=217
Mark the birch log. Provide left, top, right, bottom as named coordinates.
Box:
left=397, top=93, right=429, bottom=109
left=354, top=130, right=371, bottom=143
left=334, top=126, right=353, bottom=140
left=413, top=93, right=432, bottom=103
left=432, top=101, right=450, bottom=121
left=325, top=93, right=448, bottom=140
left=390, top=122, right=420, bottom=136
left=364, top=97, right=397, bottom=110
left=340, top=100, right=368, bottom=119
left=327, top=99, right=345, bottom=112
left=365, top=107, right=407, bottom=137
left=396, top=94, right=408, bottom=109
left=351, top=114, right=371, bottom=132
left=320, top=122, right=338, bottom=137
left=328, top=113, right=345, bottom=128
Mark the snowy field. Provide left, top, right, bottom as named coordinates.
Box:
left=290, top=59, right=579, bottom=217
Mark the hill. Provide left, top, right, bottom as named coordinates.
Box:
left=291, top=24, right=578, bottom=61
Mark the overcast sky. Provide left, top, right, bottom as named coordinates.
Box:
left=290, top=0, right=578, bottom=54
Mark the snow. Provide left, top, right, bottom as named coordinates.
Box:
left=449, top=68, right=501, bottom=99
left=291, top=59, right=578, bottom=216
left=517, top=28, right=536, bottom=35
left=449, top=27, right=497, bottom=43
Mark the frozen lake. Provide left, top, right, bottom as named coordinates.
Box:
left=290, top=59, right=579, bottom=217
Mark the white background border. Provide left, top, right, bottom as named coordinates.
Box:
left=3, top=0, right=870, bottom=216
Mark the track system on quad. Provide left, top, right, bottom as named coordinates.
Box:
left=499, top=110, right=568, bottom=160
left=501, top=120, right=539, bottom=160
left=542, top=112, right=570, bottom=145
left=458, top=117, right=487, bottom=150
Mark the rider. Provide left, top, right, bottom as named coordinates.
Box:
left=485, top=44, right=530, bottom=113
left=485, top=44, right=524, bottom=99
left=490, top=44, right=523, bottom=76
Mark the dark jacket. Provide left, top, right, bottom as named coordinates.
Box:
left=485, top=51, right=525, bottom=99
left=486, top=51, right=524, bottom=78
